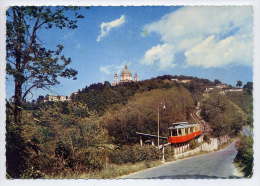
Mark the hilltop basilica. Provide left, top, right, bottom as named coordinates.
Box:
left=112, top=65, right=138, bottom=86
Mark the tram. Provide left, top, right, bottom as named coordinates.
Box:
left=167, top=122, right=202, bottom=144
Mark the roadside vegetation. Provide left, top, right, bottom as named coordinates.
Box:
left=234, top=136, right=253, bottom=177
left=200, top=84, right=253, bottom=177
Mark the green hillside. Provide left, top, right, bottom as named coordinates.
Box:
left=6, top=75, right=253, bottom=178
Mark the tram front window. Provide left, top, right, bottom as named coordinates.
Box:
left=172, top=129, right=177, bottom=136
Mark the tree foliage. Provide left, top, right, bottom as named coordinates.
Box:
left=18, top=102, right=110, bottom=176
left=6, top=6, right=84, bottom=123
left=201, top=93, right=247, bottom=137
left=236, top=80, right=243, bottom=88
left=6, top=6, right=84, bottom=178
left=243, top=81, right=253, bottom=95
left=103, top=87, right=195, bottom=145
left=73, top=75, right=214, bottom=115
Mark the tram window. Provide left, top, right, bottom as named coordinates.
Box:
left=185, top=128, right=188, bottom=134
left=178, top=129, right=182, bottom=136
left=171, top=129, right=177, bottom=136
left=191, top=127, right=194, bottom=132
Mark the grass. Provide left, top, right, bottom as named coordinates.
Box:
left=46, top=160, right=162, bottom=179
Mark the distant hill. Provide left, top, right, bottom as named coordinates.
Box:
left=71, top=75, right=218, bottom=115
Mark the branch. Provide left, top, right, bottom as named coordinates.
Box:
left=35, top=7, right=66, bottom=30
left=6, top=99, right=15, bottom=112
left=22, top=84, right=38, bottom=100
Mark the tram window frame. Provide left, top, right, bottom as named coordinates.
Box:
left=181, top=128, right=184, bottom=136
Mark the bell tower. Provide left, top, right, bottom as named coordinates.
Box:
left=113, top=73, right=118, bottom=85
left=134, top=73, right=138, bottom=82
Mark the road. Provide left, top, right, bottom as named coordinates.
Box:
left=122, top=142, right=239, bottom=179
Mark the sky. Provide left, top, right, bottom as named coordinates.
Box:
left=6, top=6, right=253, bottom=100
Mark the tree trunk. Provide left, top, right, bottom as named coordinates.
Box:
left=13, top=7, right=25, bottom=125
left=14, top=77, right=23, bottom=124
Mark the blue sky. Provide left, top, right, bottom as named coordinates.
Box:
left=6, top=6, right=253, bottom=99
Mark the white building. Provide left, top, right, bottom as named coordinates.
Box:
left=112, top=65, right=138, bottom=86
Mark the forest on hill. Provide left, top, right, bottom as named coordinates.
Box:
left=6, top=75, right=253, bottom=178
left=71, top=75, right=216, bottom=115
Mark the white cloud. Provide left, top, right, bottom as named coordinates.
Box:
left=100, top=65, right=113, bottom=75
left=97, top=15, right=126, bottom=42
left=141, top=43, right=175, bottom=70
left=185, top=35, right=252, bottom=68
left=141, top=6, right=253, bottom=68
left=99, top=62, right=132, bottom=75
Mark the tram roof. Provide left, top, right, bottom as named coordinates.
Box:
left=171, top=121, right=188, bottom=125
left=168, top=123, right=199, bottom=129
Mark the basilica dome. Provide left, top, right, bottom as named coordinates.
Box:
left=121, top=65, right=132, bottom=76
left=112, top=64, right=138, bottom=86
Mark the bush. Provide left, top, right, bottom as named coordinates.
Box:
left=110, top=145, right=160, bottom=164
left=235, top=136, right=253, bottom=177
left=203, top=135, right=210, bottom=144
left=83, top=148, right=107, bottom=170
left=55, top=141, right=71, bottom=160
left=189, top=140, right=199, bottom=149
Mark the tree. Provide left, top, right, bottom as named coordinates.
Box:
left=214, top=79, right=221, bottom=85
left=6, top=6, right=84, bottom=178
left=236, top=80, right=243, bottom=88
left=243, top=82, right=253, bottom=95
left=235, top=136, right=253, bottom=177
left=6, top=6, right=84, bottom=124
left=201, top=93, right=247, bottom=137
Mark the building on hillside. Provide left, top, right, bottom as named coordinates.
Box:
left=224, top=88, right=243, bottom=93
left=70, top=92, right=78, bottom=97
left=37, top=95, right=71, bottom=103
left=205, top=87, right=215, bottom=93
left=180, top=79, right=191, bottom=83
left=112, top=65, right=138, bottom=86
left=171, top=78, right=191, bottom=83
left=215, top=83, right=228, bottom=89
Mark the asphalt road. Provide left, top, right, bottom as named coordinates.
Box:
left=122, top=142, right=239, bottom=179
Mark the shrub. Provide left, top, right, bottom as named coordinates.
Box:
left=83, top=148, right=107, bottom=170
left=235, top=136, right=253, bottom=177
left=110, top=145, right=160, bottom=164
left=55, top=141, right=71, bottom=160
left=189, top=140, right=199, bottom=149
left=203, top=135, right=210, bottom=144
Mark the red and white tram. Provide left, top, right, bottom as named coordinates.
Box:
left=167, top=122, right=202, bottom=144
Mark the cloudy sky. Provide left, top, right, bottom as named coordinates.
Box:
left=6, top=6, right=253, bottom=98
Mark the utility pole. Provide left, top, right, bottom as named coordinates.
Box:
left=157, top=101, right=166, bottom=148
left=157, top=105, right=160, bottom=148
